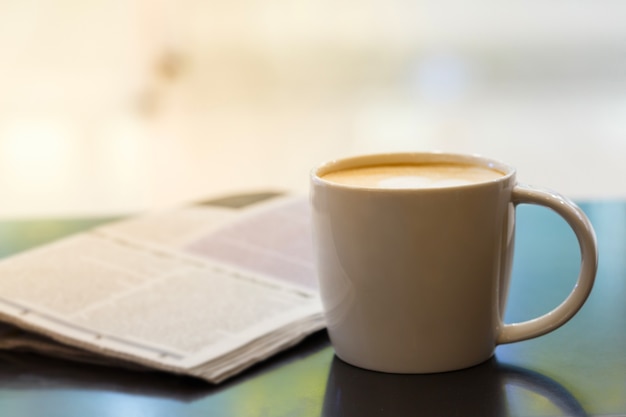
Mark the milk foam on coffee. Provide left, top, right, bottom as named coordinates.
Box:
left=322, top=163, right=504, bottom=189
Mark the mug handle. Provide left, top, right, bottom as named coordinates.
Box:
left=497, top=184, right=598, bottom=344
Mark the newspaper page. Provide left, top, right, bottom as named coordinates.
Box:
left=0, top=196, right=323, bottom=383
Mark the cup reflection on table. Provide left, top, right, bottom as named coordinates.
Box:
left=322, top=356, right=587, bottom=417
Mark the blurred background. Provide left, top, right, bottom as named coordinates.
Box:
left=1, top=0, right=625, bottom=218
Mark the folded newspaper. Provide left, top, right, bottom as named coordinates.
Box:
left=0, top=193, right=324, bottom=383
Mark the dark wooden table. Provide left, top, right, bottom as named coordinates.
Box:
left=0, top=199, right=623, bottom=417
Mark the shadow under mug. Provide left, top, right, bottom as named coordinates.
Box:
left=310, top=152, right=598, bottom=373
left=322, top=356, right=588, bottom=417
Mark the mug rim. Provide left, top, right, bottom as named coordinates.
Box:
left=311, top=151, right=516, bottom=192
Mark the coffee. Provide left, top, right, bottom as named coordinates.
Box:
left=312, top=152, right=597, bottom=374
left=321, top=163, right=504, bottom=189
left=310, top=152, right=598, bottom=373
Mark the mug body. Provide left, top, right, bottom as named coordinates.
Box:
left=310, top=152, right=517, bottom=373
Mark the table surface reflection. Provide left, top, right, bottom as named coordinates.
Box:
left=0, top=197, right=623, bottom=417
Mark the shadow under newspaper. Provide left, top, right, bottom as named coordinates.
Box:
left=0, top=330, right=331, bottom=403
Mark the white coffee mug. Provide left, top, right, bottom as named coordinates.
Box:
left=310, top=152, right=598, bottom=373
